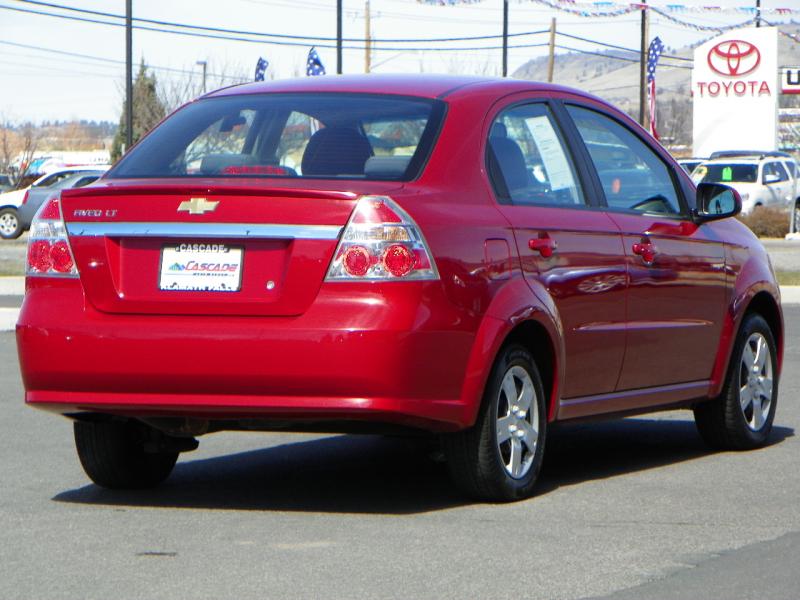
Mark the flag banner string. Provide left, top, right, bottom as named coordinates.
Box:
left=415, top=0, right=800, bottom=17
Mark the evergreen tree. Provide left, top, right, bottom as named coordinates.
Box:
left=111, top=60, right=166, bottom=162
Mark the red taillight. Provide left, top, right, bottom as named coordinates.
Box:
left=21, top=189, right=30, bottom=205
left=26, top=194, right=78, bottom=278
left=28, top=240, right=53, bottom=272
left=343, top=245, right=372, bottom=277
left=383, top=244, right=415, bottom=277
left=325, top=196, right=438, bottom=281
left=50, top=240, right=75, bottom=273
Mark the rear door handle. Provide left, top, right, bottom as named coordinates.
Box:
left=529, top=236, right=557, bottom=258
left=632, top=240, right=656, bottom=264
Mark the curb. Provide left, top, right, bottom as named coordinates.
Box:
left=0, top=277, right=24, bottom=296
left=0, top=308, right=19, bottom=332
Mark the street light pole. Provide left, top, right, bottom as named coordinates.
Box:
left=638, top=0, right=649, bottom=128
left=502, top=0, right=508, bottom=77
left=196, top=60, right=207, bottom=93
left=125, top=0, right=133, bottom=152
left=337, top=0, right=343, bottom=74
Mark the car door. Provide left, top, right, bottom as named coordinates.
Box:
left=564, top=103, right=727, bottom=391
left=762, top=161, right=793, bottom=208
left=487, top=99, right=627, bottom=399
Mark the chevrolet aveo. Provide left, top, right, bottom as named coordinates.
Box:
left=16, top=75, right=783, bottom=501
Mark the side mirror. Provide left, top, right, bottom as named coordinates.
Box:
left=694, top=182, right=741, bottom=223
left=763, top=173, right=780, bottom=185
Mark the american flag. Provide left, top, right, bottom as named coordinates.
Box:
left=306, top=47, right=326, bottom=76
left=254, top=57, right=268, bottom=82
left=646, top=36, right=664, bottom=140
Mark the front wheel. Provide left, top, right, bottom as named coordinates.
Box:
left=793, top=201, right=800, bottom=234
left=443, top=345, right=547, bottom=502
left=694, top=313, right=778, bottom=450
left=74, top=420, right=179, bottom=489
left=0, top=208, right=21, bottom=239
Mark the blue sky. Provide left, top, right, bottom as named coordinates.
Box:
left=0, top=0, right=795, bottom=122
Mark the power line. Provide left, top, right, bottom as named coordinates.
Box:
left=554, top=44, right=692, bottom=69
left=0, top=40, right=243, bottom=80
left=556, top=31, right=692, bottom=62
left=0, top=4, right=556, bottom=51
left=12, top=0, right=549, bottom=44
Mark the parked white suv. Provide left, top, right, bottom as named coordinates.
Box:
left=693, top=151, right=799, bottom=218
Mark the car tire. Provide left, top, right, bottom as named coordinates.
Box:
left=0, top=207, right=22, bottom=239
left=443, top=344, right=547, bottom=502
left=694, top=313, right=778, bottom=450
left=793, top=201, right=800, bottom=234
left=74, top=420, right=179, bottom=489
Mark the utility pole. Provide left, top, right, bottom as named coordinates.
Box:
left=337, top=0, right=343, bottom=74
left=547, top=17, right=556, bottom=83
left=638, top=0, right=649, bottom=128
left=196, top=60, right=207, bottom=93
left=756, top=0, right=761, bottom=27
left=365, top=0, right=371, bottom=73
left=502, top=0, right=508, bottom=77
left=125, top=0, right=133, bottom=152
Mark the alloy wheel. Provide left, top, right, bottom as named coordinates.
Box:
left=739, top=332, right=773, bottom=431
left=0, top=212, right=18, bottom=237
left=496, top=365, right=539, bottom=479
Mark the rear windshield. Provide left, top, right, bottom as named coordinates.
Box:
left=698, top=163, right=758, bottom=183
left=108, top=93, right=445, bottom=181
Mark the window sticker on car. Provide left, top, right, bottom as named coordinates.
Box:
left=524, top=116, right=575, bottom=192
left=722, top=166, right=733, bottom=181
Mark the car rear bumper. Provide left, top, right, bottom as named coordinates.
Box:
left=17, top=278, right=476, bottom=431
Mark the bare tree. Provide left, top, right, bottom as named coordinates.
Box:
left=157, top=59, right=251, bottom=113
left=0, top=114, right=39, bottom=187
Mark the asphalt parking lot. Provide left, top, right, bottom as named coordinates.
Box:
left=1, top=308, right=799, bottom=600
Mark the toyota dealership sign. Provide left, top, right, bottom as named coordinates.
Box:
left=692, top=27, right=778, bottom=157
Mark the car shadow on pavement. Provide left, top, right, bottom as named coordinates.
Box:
left=53, top=418, right=794, bottom=514
left=538, top=418, right=794, bottom=494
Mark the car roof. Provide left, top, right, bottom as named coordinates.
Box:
left=205, top=73, right=591, bottom=102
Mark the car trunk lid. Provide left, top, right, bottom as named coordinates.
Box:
left=61, top=179, right=401, bottom=316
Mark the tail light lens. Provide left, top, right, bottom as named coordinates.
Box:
left=26, top=193, right=78, bottom=277
left=325, top=196, right=438, bottom=281
left=21, top=189, right=30, bottom=205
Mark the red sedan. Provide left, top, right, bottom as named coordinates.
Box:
left=16, top=75, right=782, bottom=501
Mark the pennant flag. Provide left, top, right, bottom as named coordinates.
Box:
left=254, top=57, right=268, bottom=81
left=306, top=47, right=326, bottom=76
left=646, top=36, right=665, bottom=140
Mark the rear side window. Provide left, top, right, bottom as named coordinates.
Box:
left=567, top=105, right=682, bottom=215
left=763, top=161, right=789, bottom=183
left=109, top=94, right=444, bottom=181
left=487, top=103, right=585, bottom=206
left=698, top=163, right=758, bottom=183
left=34, top=172, right=76, bottom=188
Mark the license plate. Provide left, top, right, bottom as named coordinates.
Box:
left=159, top=243, right=243, bottom=292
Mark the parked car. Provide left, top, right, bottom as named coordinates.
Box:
left=0, top=167, right=108, bottom=239
left=16, top=75, right=782, bottom=501
left=0, top=174, right=12, bottom=193
left=692, top=151, right=799, bottom=216
left=17, top=170, right=104, bottom=232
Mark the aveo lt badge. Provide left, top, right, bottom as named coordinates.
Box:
left=178, top=197, right=219, bottom=215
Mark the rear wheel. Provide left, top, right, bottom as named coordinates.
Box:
left=74, top=420, right=179, bottom=489
left=694, top=313, right=778, bottom=450
left=793, top=201, right=800, bottom=233
left=443, top=345, right=547, bottom=502
left=0, top=208, right=21, bottom=239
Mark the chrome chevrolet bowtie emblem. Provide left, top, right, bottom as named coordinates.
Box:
left=178, top=197, right=219, bottom=215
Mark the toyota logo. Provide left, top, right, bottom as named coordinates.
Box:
left=707, top=40, right=761, bottom=77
